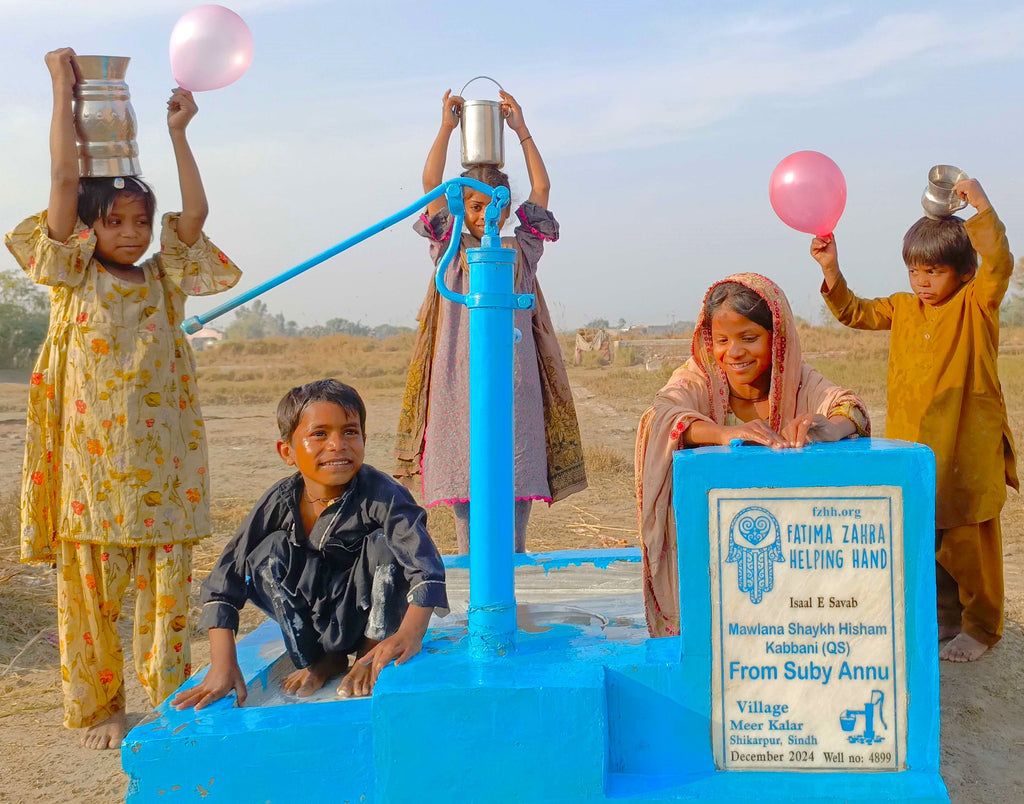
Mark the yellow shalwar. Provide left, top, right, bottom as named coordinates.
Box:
left=5, top=211, right=240, bottom=726
left=822, top=207, right=1016, bottom=646
left=58, top=542, right=192, bottom=727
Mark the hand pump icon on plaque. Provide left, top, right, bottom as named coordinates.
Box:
left=839, top=690, right=887, bottom=745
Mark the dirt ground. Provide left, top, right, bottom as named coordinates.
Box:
left=1, top=372, right=1023, bottom=803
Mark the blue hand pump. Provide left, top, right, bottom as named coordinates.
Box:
left=182, top=181, right=532, bottom=657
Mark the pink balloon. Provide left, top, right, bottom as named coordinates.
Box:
left=169, top=5, right=254, bottom=92
left=768, top=151, right=847, bottom=237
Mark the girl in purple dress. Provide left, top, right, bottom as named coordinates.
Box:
left=395, top=89, right=586, bottom=554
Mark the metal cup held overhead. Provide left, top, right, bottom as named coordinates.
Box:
left=921, top=164, right=968, bottom=219
left=72, top=55, right=141, bottom=178
left=459, top=76, right=506, bottom=169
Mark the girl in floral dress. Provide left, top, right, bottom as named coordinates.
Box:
left=4, top=48, right=241, bottom=749
left=395, top=89, right=587, bottom=554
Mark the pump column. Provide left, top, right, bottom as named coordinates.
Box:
left=465, top=231, right=527, bottom=657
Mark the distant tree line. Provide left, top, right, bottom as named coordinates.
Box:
left=0, top=273, right=416, bottom=368
left=0, top=270, right=49, bottom=369
left=225, top=300, right=413, bottom=341
left=6, top=257, right=1024, bottom=368
left=583, top=317, right=627, bottom=330
left=999, top=258, right=1024, bottom=325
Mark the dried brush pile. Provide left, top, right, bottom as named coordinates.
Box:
left=0, top=490, right=60, bottom=705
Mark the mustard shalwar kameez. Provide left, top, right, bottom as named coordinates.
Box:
left=5, top=211, right=241, bottom=727
left=822, top=207, right=1016, bottom=647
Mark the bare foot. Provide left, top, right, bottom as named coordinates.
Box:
left=81, top=709, right=127, bottom=750
left=938, top=623, right=961, bottom=641
left=337, top=660, right=373, bottom=699
left=939, top=632, right=990, bottom=662
left=282, top=652, right=348, bottom=697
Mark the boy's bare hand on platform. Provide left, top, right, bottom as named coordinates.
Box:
left=339, top=630, right=421, bottom=698
left=171, top=662, right=247, bottom=710
left=338, top=606, right=433, bottom=697
left=172, top=628, right=247, bottom=710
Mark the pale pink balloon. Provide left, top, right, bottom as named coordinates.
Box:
left=170, top=5, right=254, bottom=92
left=768, top=151, right=847, bottom=237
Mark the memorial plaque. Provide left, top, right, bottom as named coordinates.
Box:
left=709, top=486, right=907, bottom=771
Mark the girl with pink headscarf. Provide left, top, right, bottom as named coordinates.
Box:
left=634, top=273, right=869, bottom=637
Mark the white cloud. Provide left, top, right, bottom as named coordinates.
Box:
left=703, top=5, right=856, bottom=39
left=524, top=9, right=1024, bottom=156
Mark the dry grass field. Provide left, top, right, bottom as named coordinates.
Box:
left=1, top=326, right=1023, bottom=802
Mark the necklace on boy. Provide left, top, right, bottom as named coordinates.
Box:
left=303, top=489, right=341, bottom=508
left=729, top=390, right=770, bottom=404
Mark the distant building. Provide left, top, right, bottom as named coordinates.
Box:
left=185, top=327, right=225, bottom=352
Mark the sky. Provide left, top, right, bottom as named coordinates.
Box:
left=1, top=0, right=1023, bottom=331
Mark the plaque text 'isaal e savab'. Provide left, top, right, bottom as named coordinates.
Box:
left=709, top=487, right=907, bottom=771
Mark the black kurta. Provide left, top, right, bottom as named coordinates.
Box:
left=199, top=465, right=448, bottom=664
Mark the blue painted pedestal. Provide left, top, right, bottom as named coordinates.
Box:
left=123, top=440, right=947, bottom=802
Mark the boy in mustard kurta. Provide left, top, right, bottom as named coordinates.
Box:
left=811, top=178, right=1016, bottom=663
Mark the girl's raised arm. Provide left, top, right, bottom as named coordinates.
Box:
left=424, top=90, right=462, bottom=216
left=45, top=48, right=80, bottom=242
left=501, top=91, right=550, bottom=209
left=167, top=88, right=208, bottom=247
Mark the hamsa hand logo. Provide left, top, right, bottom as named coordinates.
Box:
left=726, top=506, right=785, bottom=604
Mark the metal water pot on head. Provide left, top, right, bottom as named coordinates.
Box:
left=921, top=164, right=968, bottom=220
left=459, top=76, right=507, bottom=170
left=72, top=55, right=141, bottom=178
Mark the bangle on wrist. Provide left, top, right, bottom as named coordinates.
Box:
left=519, top=135, right=533, bottom=145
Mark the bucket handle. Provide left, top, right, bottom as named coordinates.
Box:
left=457, top=76, right=507, bottom=116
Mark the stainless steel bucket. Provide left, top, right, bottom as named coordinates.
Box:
left=72, top=55, right=141, bottom=178
left=459, top=76, right=505, bottom=169
left=921, top=164, right=968, bottom=219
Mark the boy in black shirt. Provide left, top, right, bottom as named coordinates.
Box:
left=173, top=380, right=447, bottom=708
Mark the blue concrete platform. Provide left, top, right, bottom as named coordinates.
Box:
left=124, top=551, right=654, bottom=802
left=124, top=539, right=945, bottom=802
